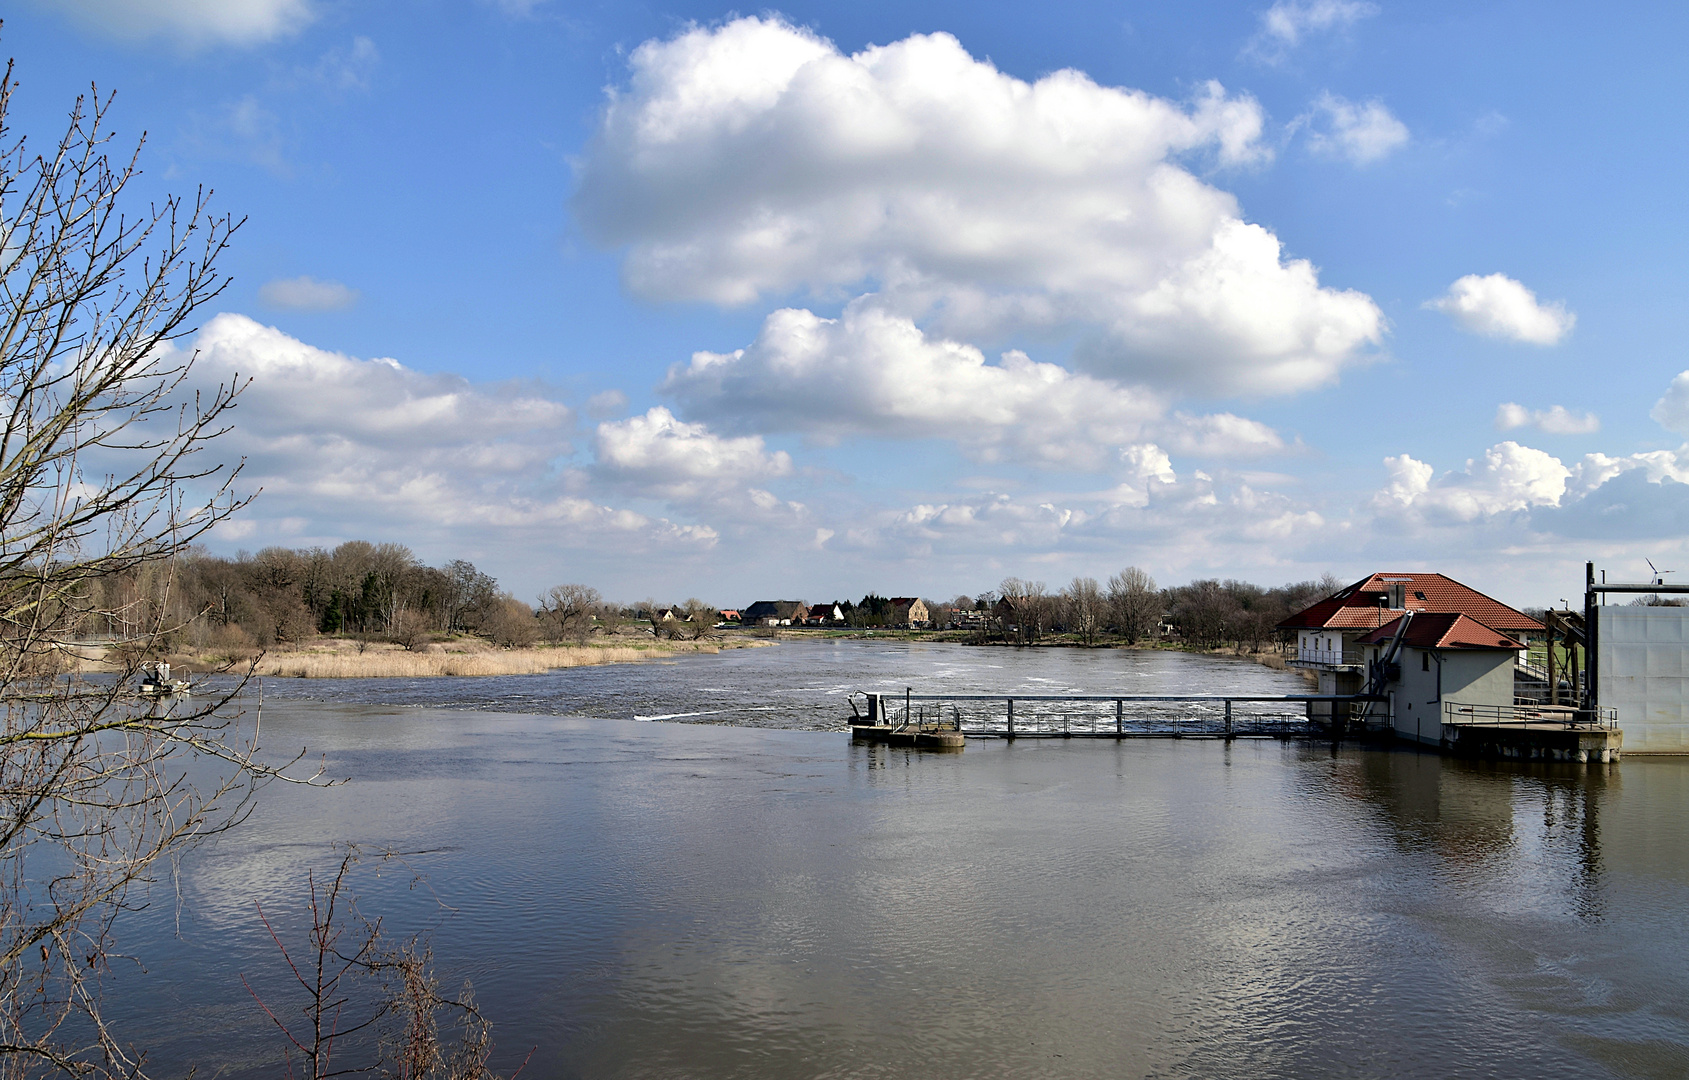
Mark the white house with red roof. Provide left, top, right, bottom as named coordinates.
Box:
left=1355, top=612, right=1526, bottom=745
left=1278, top=572, right=1542, bottom=726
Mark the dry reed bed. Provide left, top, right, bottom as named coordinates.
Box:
left=64, top=637, right=769, bottom=679
left=254, top=645, right=679, bottom=679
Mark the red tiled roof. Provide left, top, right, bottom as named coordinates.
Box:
left=1356, top=613, right=1524, bottom=651
left=1276, top=572, right=1542, bottom=634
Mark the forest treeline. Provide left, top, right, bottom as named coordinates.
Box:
left=81, top=540, right=1345, bottom=657
left=84, top=542, right=642, bottom=654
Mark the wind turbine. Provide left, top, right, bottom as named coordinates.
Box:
left=1648, top=559, right=1675, bottom=587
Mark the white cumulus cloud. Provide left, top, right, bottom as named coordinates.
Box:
left=159, top=315, right=709, bottom=554
left=259, top=276, right=360, bottom=311
left=662, top=299, right=1287, bottom=470
left=1373, top=442, right=1570, bottom=521
left=35, top=0, right=315, bottom=47
left=1427, top=273, right=1576, bottom=345
left=1495, top=402, right=1600, bottom=435
left=1303, top=93, right=1409, bottom=165
left=577, top=17, right=1384, bottom=398
left=594, top=407, right=793, bottom=498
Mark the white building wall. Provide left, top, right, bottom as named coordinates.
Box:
left=1599, top=607, right=1689, bottom=753
left=1388, top=648, right=1517, bottom=745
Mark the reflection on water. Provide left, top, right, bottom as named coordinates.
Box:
left=93, top=644, right=1689, bottom=1078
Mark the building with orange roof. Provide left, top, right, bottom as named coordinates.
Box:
left=1278, top=572, right=1542, bottom=724
left=1352, top=612, right=1526, bottom=746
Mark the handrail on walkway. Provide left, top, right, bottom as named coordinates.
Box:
left=858, top=690, right=1377, bottom=739
left=1443, top=701, right=1618, bottom=731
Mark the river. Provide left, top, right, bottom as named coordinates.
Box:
left=100, top=641, right=1689, bottom=1078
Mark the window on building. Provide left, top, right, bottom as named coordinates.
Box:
left=1422, top=652, right=1430, bottom=671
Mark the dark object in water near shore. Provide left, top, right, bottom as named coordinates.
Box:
left=138, top=660, right=191, bottom=697
left=849, top=722, right=966, bottom=751
left=849, top=690, right=965, bottom=750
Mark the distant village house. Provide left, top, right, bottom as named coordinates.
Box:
left=805, top=602, right=846, bottom=626
left=741, top=600, right=809, bottom=627
left=889, top=597, right=930, bottom=628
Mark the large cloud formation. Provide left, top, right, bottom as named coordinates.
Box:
left=575, top=17, right=1384, bottom=397
left=174, top=314, right=715, bottom=550
left=662, top=300, right=1283, bottom=468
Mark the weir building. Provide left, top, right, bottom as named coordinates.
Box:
left=1278, top=572, right=1543, bottom=741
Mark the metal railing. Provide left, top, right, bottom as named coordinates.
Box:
left=1293, top=646, right=1361, bottom=667
left=1442, top=701, right=1617, bottom=730
left=860, top=692, right=1372, bottom=739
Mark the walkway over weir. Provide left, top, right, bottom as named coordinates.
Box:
left=858, top=691, right=1373, bottom=739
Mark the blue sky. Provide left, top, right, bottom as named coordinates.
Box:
left=12, top=0, right=1689, bottom=607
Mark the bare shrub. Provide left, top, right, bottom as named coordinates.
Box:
left=0, top=64, right=326, bottom=1075
left=484, top=596, right=539, bottom=648
left=390, top=608, right=432, bottom=652
left=245, top=850, right=524, bottom=1080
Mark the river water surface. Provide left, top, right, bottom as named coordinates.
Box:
left=106, top=642, right=1689, bottom=1079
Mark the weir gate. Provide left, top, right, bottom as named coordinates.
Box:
left=858, top=691, right=1367, bottom=739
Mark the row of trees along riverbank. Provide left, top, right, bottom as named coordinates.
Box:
left=965, top=571, right=1344, bottom=651
left=87, top=546, right=1349, bottom=667
left=82, top=542, right=721, bottom=663
left=806, top=571, right=1344, bottom=654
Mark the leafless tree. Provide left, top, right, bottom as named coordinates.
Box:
left=536, top=584, right=601, bottom=644
left=997, top=578, right=1050, bottom=645
left=389, top=609, right=431, bottom=652
left=1063, top=577, right=1103, bottom=646
left=1106, top=566, right=1160, bottom=645
left=679, top=598, right=716, bottom=641
left=0, top=65, right=326, bottom=1076
left=925, top=602, right=954, bottom=631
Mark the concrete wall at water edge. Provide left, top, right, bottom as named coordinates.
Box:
left=1599, top=607, right=1689, bottom=753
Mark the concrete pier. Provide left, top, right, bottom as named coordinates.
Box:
left=1441, top=722, right=1623, bottom=763
left=851, top=693, right=966, bottom=751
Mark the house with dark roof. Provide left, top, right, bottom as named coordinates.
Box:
left=741, top=600, right=808, bottom=627
left=1277, top=572, right=1542, bottom=721
left=805, top=602, right=845, bottom=625
left=1355, top=612, right=1526, bottom=745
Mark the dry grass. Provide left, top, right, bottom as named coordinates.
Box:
left=254, top=644, right=670, bottom=679
left=69, top=635, right=773, bottom=679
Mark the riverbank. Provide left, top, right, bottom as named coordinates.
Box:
left=79, top=635, right=776, bottom=679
